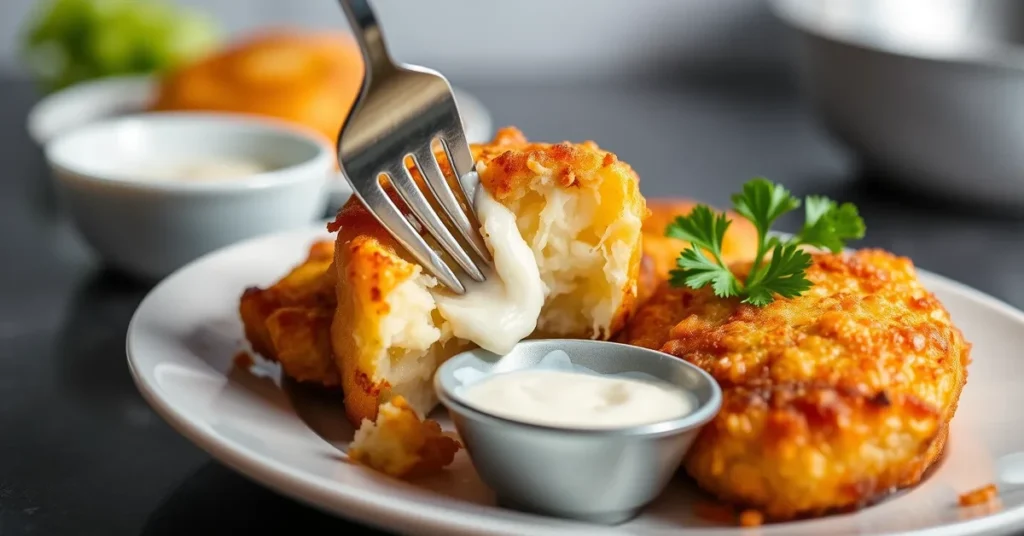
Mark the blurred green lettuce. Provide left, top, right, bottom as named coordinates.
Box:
left=22, top=0, right=221, bottom=93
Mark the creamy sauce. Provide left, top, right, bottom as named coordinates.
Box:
left=462, top=369, right=694, bottom=429
left=433, top=186, right=545, bottom=355
left=139, top=158, right=267, bottom=182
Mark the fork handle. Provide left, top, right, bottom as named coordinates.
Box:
left=339, top=0, right=394, bottom=76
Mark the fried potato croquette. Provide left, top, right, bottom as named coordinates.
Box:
left=240, top=196, right=745, bottom=388
left=239, top=198, right=746, bottom=390
left=621, top=249, right=970, bottom=519
left=239, top=240, right=339, bottom=385
left=349, top=396, right=462, bottom=478
left=330, top=127, right=646, bottom=425
left=153, top=30, right=364, bottom=142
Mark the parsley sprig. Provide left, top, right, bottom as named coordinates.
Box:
left=667, top=178, right=865, bottom=306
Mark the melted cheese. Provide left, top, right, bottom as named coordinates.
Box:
left=433, top=186, right=545, bottom=355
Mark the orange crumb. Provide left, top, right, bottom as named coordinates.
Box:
left=233, top=351, right=255, bottom=369
left=959, top=484, right=998, bottom=507
left=739, top=509, right=765, bottom=527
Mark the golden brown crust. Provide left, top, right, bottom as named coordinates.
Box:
left=327, top=166, right=425, bottom=424
left=266, top=307, right=336, bottom=385
left=238, top=240, right=337, bottom=385
left=239, top=286, right=280, bottom=359
left=477, top=135, right=635, bottom=204
left=153, top=30, right=364, bottom=143
left=622, top=249, right=970, bottom=519
left=617, top=282, right=703, bottom=350
left=332, top=233, right=417, bottom=425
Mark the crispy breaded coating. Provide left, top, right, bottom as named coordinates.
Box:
left=621, top=249, right=970, bottom=519
left=329, top=127, right=646, bottom=425
left=618, top=283, right=706, bottom=351
left=240, top=196, right=746, bottom=391
left=349, top=396, right=462, bottom=478
left=239, top=240, right=338, bottom=385
left=329, top=196, right=469, bottom=425
left=240, top=198, right=745, bottom=392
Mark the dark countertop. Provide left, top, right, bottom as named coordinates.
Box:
left=1, top=74, right=1022, bottom=536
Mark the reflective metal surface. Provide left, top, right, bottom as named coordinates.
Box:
left=337, top=0, right=491, bottom=293
left=772, top=0, right=1024, bottom=208
left=435, top=339, right=722, bottom=525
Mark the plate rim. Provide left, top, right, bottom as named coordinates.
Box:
left=125, top=225, right=574, bottom=536
left=126, top=224, right=1024, bottom=536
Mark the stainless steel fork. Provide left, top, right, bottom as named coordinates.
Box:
left=337, top=0, right=492, bottom=294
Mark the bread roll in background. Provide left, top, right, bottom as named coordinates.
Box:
left=152, top=30, right=364, bottom=142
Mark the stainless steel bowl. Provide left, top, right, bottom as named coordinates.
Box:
left=771, top=0, right=1024, bottom=207
left=434, top=339, right=722, bottom=525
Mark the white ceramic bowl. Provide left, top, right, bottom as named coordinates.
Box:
left=45, top=112, right=333, bottom=279
left=27, top=74, right=493, bottom=210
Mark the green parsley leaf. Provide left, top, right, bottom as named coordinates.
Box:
left=665, top=205, right=731, bottom=254
left=730, top=178, right=801, bottom=238
left=666, top=177, right=865, bottom=306
left=793, top=196, right=866, bottom=253
left=743, top=243, right=813, bottom=306
left=669, top=247, right=740, bottom=298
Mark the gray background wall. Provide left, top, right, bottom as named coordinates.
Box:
left=3, top=0, right=787, bottom=83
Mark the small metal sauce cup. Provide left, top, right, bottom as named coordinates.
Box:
left=434, top=339, right=722, bottom=525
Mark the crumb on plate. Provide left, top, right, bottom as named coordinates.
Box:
left=695, top=501, right=766, bottom=527
left=959, top=484, right=998, bottom=507
left=233, top=350, right=254, bottom=369
left=348, top=396, right=461, bottom=479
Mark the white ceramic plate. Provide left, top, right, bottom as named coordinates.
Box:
left=127, top=225, right=1024, bottom=536
left=27, top=75, right=494, bottom=210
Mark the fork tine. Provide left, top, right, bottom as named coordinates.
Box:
left=355, top=180, right=467, bottom=294
left=439, top=130, right=478, bottom=203
left=412, top=146, right=492, bottom=264
left=387, top=163, right=486, bottom=283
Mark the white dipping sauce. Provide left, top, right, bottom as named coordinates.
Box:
left=139, top=158, right=267, bottom=182
left=433, top=185, right=545, bottom=355
left=462, top=369, right=694, bottom=429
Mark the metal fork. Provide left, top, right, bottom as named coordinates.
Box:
left=336, top=0, right=491, bottom=294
